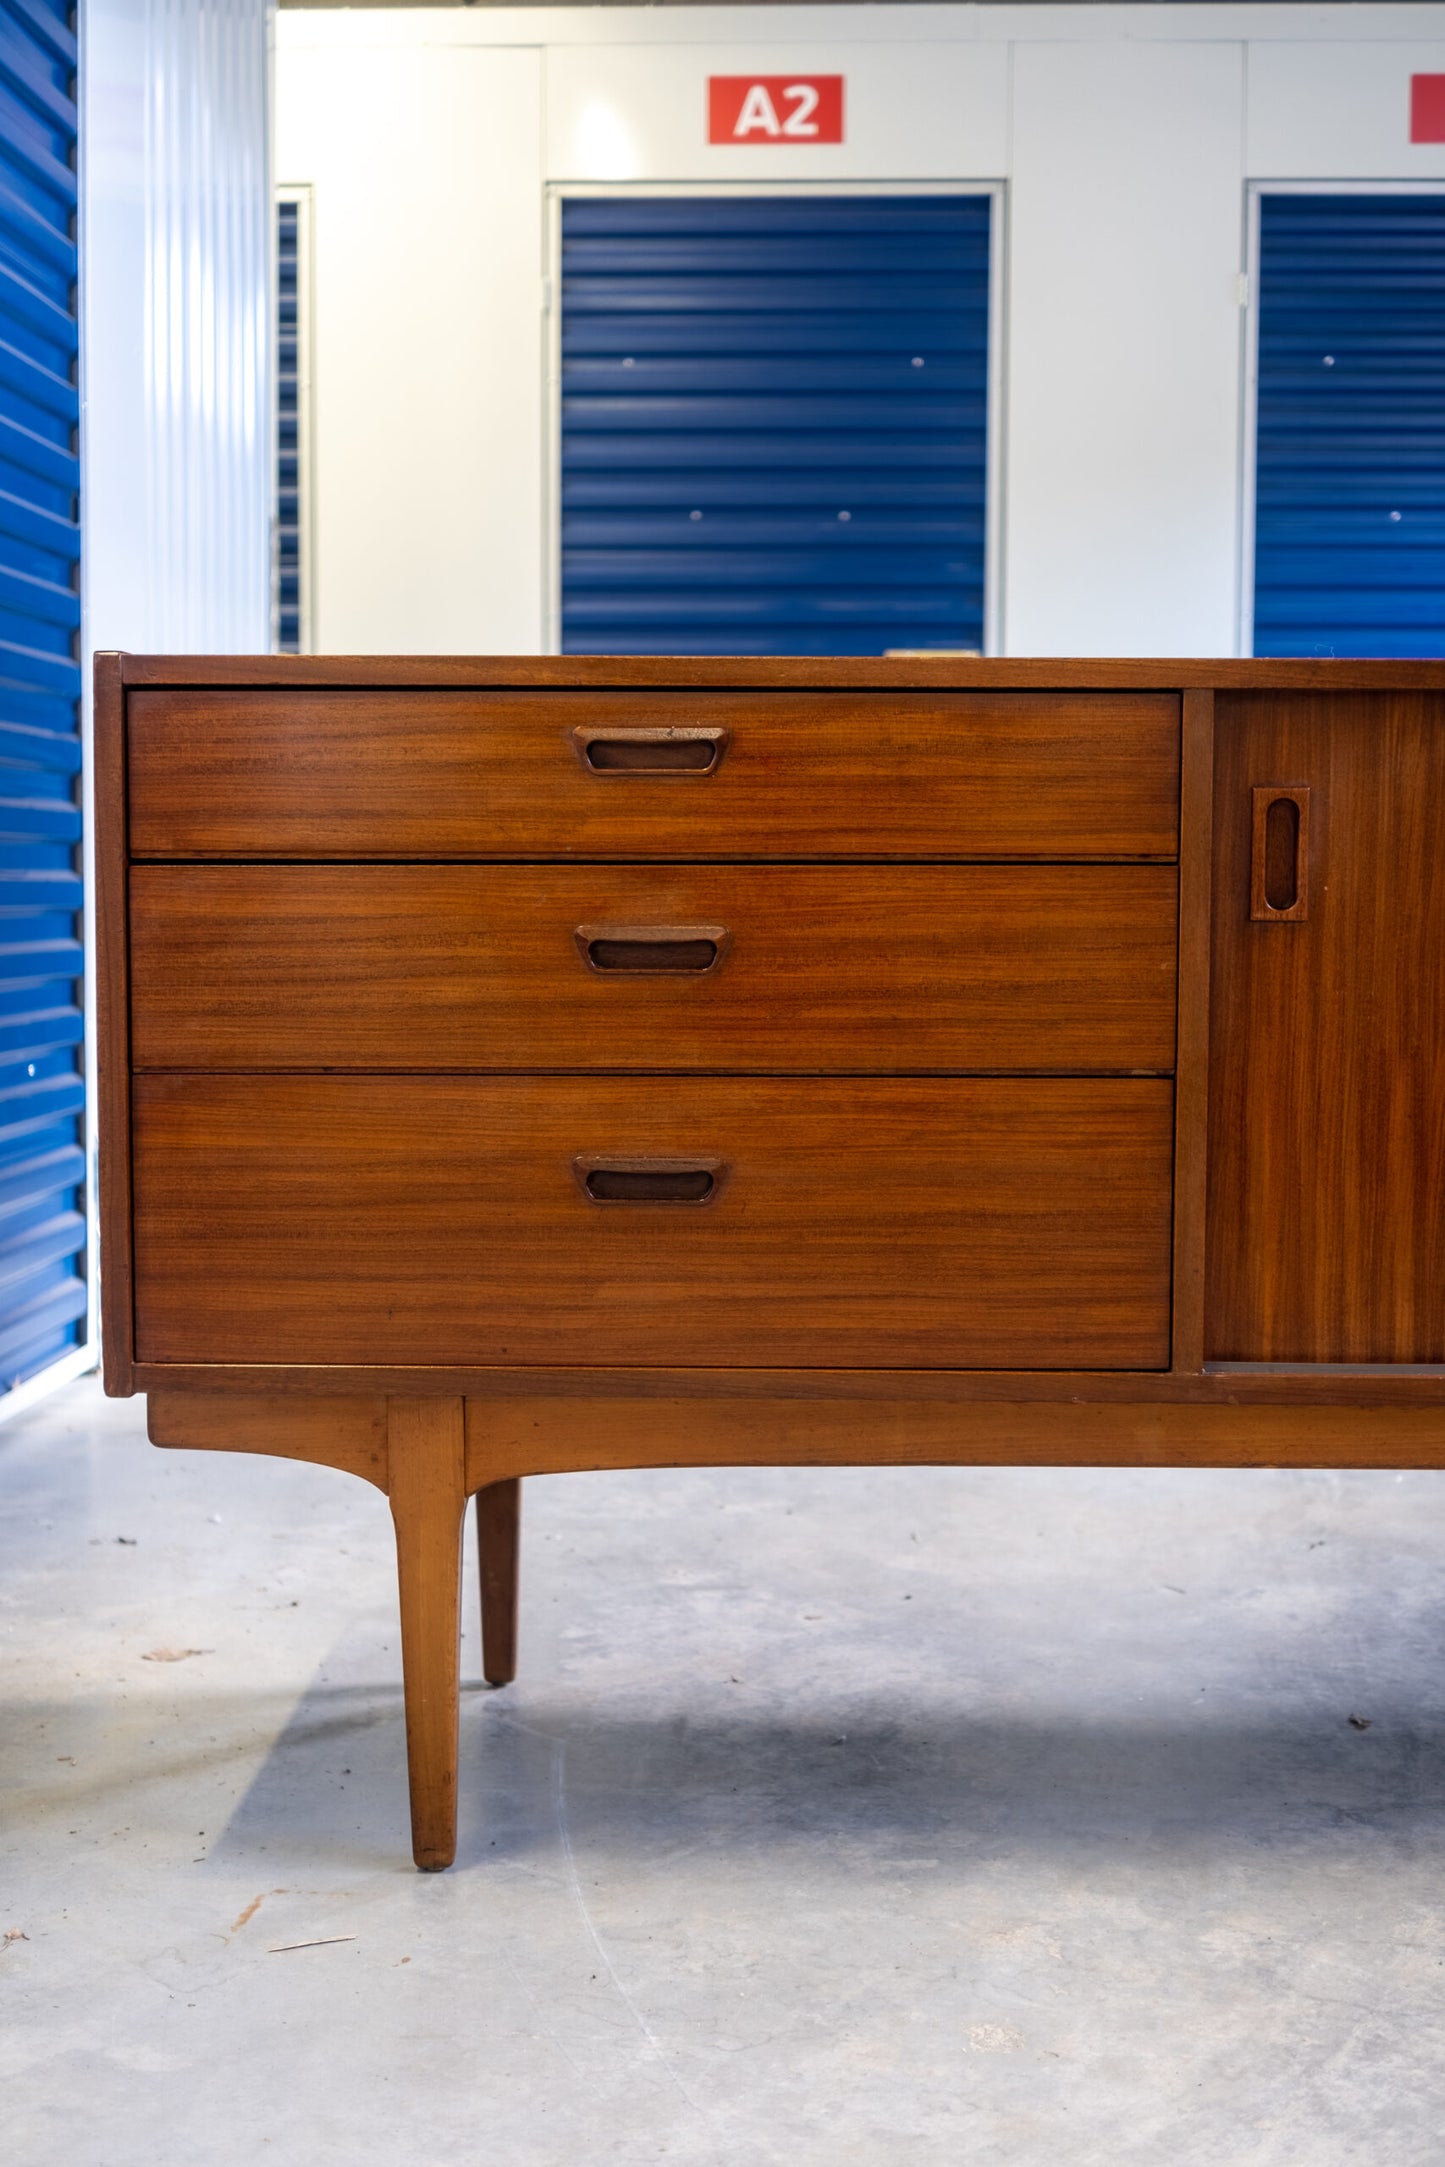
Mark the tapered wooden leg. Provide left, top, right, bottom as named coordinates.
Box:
left=387, top=1398, right=466, bottom=1871
left=476, top=1478, right=521, bottom=1686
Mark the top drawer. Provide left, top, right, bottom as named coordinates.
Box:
left=127, top=690, right=1180, bottom=859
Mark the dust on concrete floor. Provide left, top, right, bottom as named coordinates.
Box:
left=2, top=1376, right=1444, bottom=2165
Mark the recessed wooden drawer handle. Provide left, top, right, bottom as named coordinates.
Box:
left=1250, top=785, right=1310, bottom=921
left=574, top=923, right=731, bottom=975
left=571, top=725, right=730, bottom=776
left=573, top=1155, right=726, bottom=1205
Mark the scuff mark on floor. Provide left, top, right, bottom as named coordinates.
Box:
left=551, top=1737, right=718, bottom=2133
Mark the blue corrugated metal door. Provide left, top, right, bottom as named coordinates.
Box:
left=0, top=0, right=85, bottom=1388
left=560, top=195, right=991, bottom=656
left=1254, top=193, right=1445, bottom=657
left=276, top=196, right=301, bottom=653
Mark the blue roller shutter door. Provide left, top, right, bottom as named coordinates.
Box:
left=276, top=195, right=301, bottom=653
left=1254, top=193, right=1445, bottom=658
left=560, top=195, right=991, bottom=657
left=0, top=0, right=85, bottom=1388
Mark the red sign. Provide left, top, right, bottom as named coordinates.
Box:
left=1410, top=73, right=1445, bottom=142
left=708, top=76, right=844, bottom=146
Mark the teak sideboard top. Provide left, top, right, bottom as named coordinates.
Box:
left=97, top=654, right=1445, bottom=1865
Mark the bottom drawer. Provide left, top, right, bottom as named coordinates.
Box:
left=132, top=1076, right=1174, bottom=1370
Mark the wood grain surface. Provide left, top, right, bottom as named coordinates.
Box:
left=1170, top=692, right=1215, bottom=1372
left=116, top=653, right=1445, bottom=694
left=129, top=863, right=1179, bottom=1074
left=463, top=1393, right=1445, bottom=1482
left=131, top=1362, right=1445, bottom=1408
left=1208, top=691, right=1445, bottom=1361
left=386, top=1398, right=467, bottom=1870
left=475, top=1480, right=520, bottom=1687
left=126, top=689, right=1180, bottom=859
left=139, top=1386, right=1445, bottom=1499
left=146, top=1389, right=389, bottom=1487
left=130, top=1075, right=1175, bottom=1371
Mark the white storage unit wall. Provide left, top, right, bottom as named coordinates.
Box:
left=274, top=3, right=1445, bottom=660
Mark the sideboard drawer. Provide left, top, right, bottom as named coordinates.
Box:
left=127, top=689, right=1180, bottom=859
left=130, top=863, right=1179, bottom=1074
left=131, top=1076, right=1174, bottom=1370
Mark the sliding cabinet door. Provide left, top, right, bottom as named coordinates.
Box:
left=1207, top=692, right=1445, bottom=1362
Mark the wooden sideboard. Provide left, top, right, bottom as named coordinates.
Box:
left=95, top=654, right=1445, bottom=1869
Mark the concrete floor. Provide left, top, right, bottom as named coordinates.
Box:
left=3, top=1380, right=1445, bottom=2164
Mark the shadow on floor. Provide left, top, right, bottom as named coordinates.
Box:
left=194, top=1673, right=1445, bottom=1874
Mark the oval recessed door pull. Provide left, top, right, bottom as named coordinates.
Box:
left=573, top=1156, right=727, bottom=1205
left=1250, top=785, right=1311, bottom=921
left=574, top=923, right=732, bottom=975
left=571, top=725, right=730, bottom=775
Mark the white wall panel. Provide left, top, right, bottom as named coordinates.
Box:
left=78, top=0, right=272, bottom=1402
left=83, top=0, right=272, bottom=654
left=1247, top=40, right=1445, bottom=179
left=82, top=0, right=150, bottom=656
left=1005, top=40, right=1246, bottom=655
left=275, top=42, right=544, bottom=653
left=545, top=42, right=1007, bottom=182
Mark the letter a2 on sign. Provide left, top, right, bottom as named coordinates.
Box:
left=708, top=76, right=845, bottom=145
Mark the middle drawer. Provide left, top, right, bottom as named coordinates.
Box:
left=130, top=863, right=1178, bottom=1073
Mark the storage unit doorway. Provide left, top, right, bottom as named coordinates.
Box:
left=550, top=186, right=1002, bottom=657
left=1245, top=184, right=1445, bottom=658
